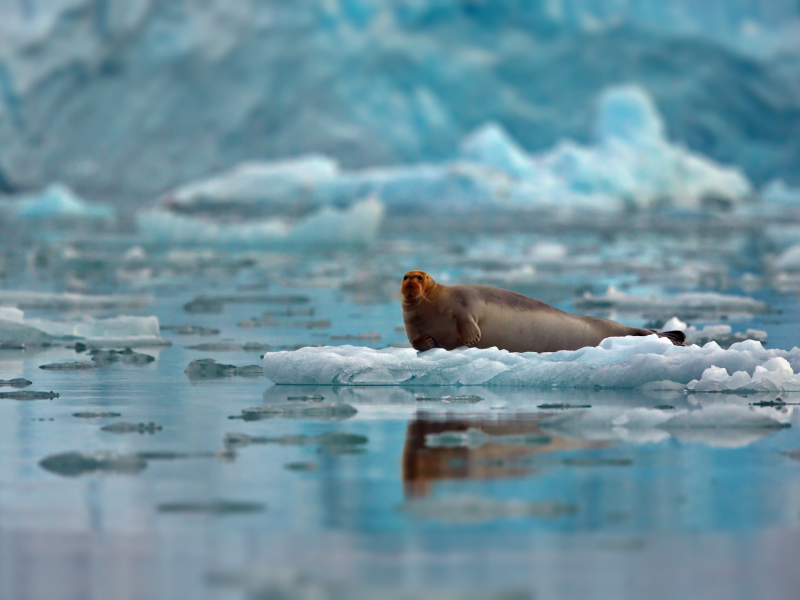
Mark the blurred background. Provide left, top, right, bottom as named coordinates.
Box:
left=2, top=2, right=800, bottom=600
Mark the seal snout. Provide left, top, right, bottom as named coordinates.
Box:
left=401, top=270, right=432, bottom=303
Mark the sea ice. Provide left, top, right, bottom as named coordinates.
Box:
left=262, top=336, right=800, bottom=389
left=0, top=291, right=151, bottom=312
left=687, top=358, right=800, bottom=393
left=660, top=317, right=768, bottom=347
left=575, top=287, right=768, bottom=316
left=138, top=197, right=384, bottom=247
left=0, top=184, right=114, bottom=221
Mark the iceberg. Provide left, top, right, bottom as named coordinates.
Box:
left=262, top=336, right=800, bottom=388
left=575, top=287, right=769, bottom=316
left=0, top=184, right=114, bottom=220
left=138, top=197, right=384, bottom=247
left=0, top=308, right=169, bottom=348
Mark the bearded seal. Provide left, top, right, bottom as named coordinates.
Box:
left=400, top=270, right=685, bottom=352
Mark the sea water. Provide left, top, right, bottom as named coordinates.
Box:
left=1, top=212, right=800, bottom=600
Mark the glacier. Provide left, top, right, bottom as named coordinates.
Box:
left=0, top=0, right=798, bottom=201
left=262, top=335, right=800, bottom=389
left=152, top=86, right=751, bottom=217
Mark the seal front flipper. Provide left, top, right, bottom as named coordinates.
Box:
left=411, top=335, right=439, bottom=351
left=456, top=316, right=481, bottom=347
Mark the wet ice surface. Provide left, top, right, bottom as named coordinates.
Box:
left=4, top=214, right=800, bottom=600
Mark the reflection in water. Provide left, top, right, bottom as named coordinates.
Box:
left=402, top=414, right=606, bottom=497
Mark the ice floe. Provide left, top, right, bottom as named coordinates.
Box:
left=0, top=291, right=151, bottom=312
left=687, top=358, right=800, bottom=393
left=660, top=316, right=767, bottom=347
left=138, top=196, right=383, bottom=247
left=0, top=184, right=114, bottom=221
left=262, top=336, right=800, bottom=389
left=0, top=308, right=169, bottom=348
left=575, top=287, right=768, bottom=317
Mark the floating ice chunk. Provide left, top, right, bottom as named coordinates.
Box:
left=762, top=180, right=800, bottom=206
left=1, top=184, right=114, bottom=220
left=0, top=291, right=151, bottom=312
left=659, top=316, right=767, bottom=347
left=577, top=287, right=769, bottom=316
left=540, top=404, right=790, bottom=448
left=263, top=337, right=800, bottom=388
left=688, top=358, right=800, bottom=393
left=0, top=307, right=24, bottom=323
left=774, top=245, right=800, bottom=271
left=425, top=428, right=550, bottom=449
left=163, top=156, right=339, bottom=213
left=39, top=452, right=147, bottom=477
left=459, top=123, right=535, bottom=180
left=1, top=307, right=168, bottom=347
left=138, top=197, right=383, bottom=247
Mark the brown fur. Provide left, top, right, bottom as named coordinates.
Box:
left=401, top=270, right=683, bottom=352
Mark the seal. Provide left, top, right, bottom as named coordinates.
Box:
left=400, top=270, right=685, bottom=352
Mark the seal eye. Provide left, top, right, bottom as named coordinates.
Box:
left=417, top=276, right=423, bottom=280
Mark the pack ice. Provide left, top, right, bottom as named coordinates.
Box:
left=262, top=336, right=800, bottom=390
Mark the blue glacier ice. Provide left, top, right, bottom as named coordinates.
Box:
left=152, top=86, right=751, bottom=219
left=0, top=0, right=798, bottom=201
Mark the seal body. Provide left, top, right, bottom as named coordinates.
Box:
left=400, top=271, right=684, bottom=352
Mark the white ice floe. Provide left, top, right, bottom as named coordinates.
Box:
left=0, top=291, right=151, bottom=312
left=263, top=335, right=800, bottom=388
left=539, top=403, right=791, bottom=448
left=0, top=308, right=168, bottom=347
left=162, top=155, right=339, bottom=213
left=0, top=184, right=114, bottom=220
left=575, top=287, right=768, bottom=315
left=687, top=358, right=800, bottom=392
left=762, top=179, right=800, bottom=206
left=660, top=316, right=767, bottom=346
left=137, top=197, right=383, bottom=247
left=773, top=245, right=800, bottom=271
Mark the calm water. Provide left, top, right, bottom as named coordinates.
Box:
left=2, top=213, right=800, bottom=600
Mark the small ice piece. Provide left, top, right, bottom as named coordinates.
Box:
left=235, top=403, right=357, bottom=421
left=139, top=197, right=384, bottom=247
left=0, top=390, right=59, bottom=400
left=576, top=288, right=769, bottom=316
left=90, top=349, right=155, bottom=366
left=183, top=297, right=225, bottom=313
left=184, top=358, right=261, bottom=378
left=398, top=495, right=577, bottom=523
left=161, top=325, right=221, bottom=336
left=39, top=361, right=97, bottom=371
left=0, top=291, right=151, bottom=312
left=417, top=395, right=483, bottom=403
left=5, top=184, right=114, bottom=221
left=157, top=500, right=265, bottom=514
left=762, top=180, right=800, bottom=206
left=39, top=452, right=147, bottom=477
left=538, top=403, right=592, bottom=409
left=287, top=394, right=325, bottom=402
left=73, top=411, right=121, bottom=418
left=100, top=422, right=162, bottom=434
left=687, top=357, right=800, bottom=393
left=661, top=317, right=770, bottom=347
left=239, top=318, right=331, bottom=329
left=774, top=245, right=800, bottom=271
left=0, top=378, right=32, bottom=388
left=186, top=343, right=243, bottom=351
left=243, top=342, right=272, bottom=352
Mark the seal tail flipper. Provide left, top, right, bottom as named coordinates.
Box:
left=649, top=330, right=686, bottom=346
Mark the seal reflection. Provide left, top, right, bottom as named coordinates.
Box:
left=402, top=413, right=606, bottom=497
